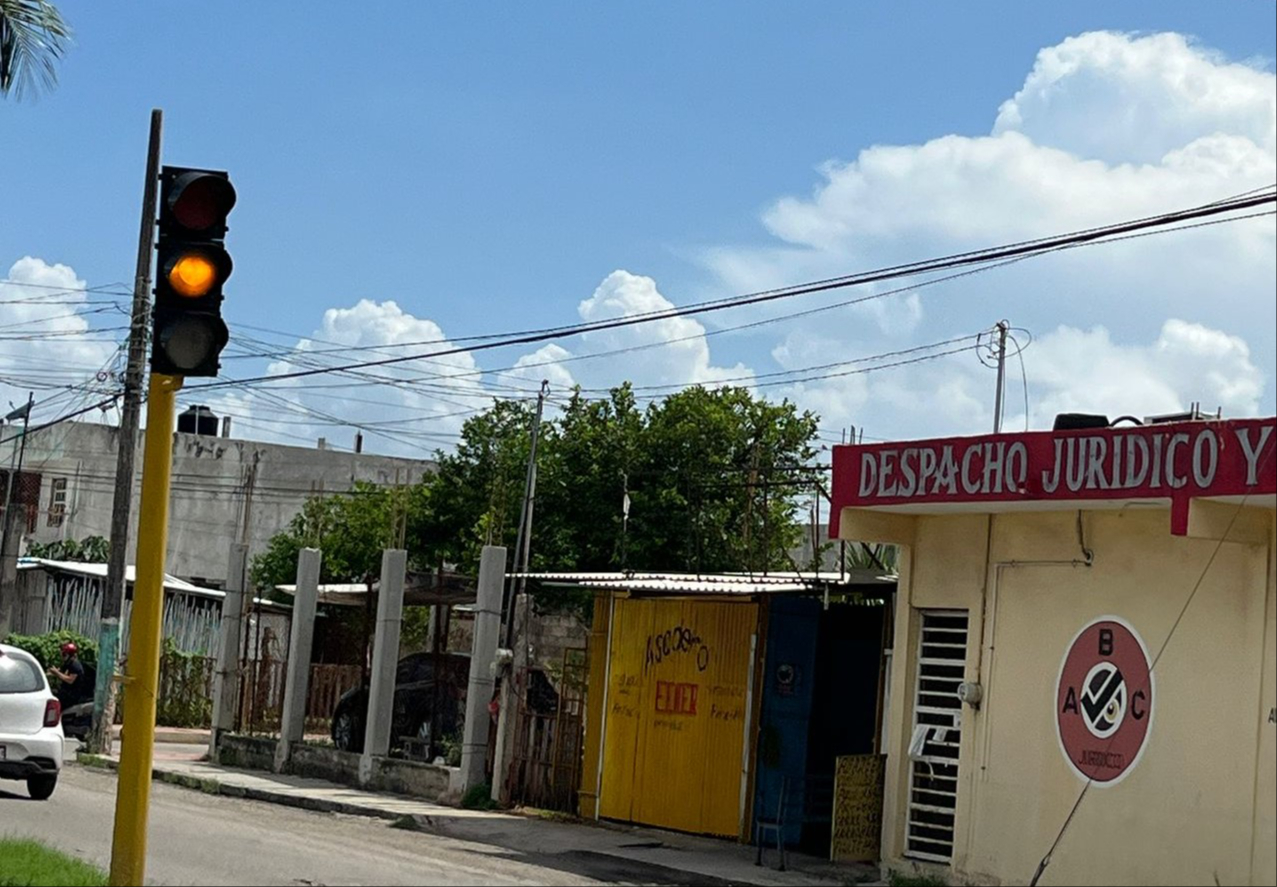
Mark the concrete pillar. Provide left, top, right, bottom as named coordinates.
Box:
left=274, top=547, right=320, bottom=772
left=363, top=549, right=407, bottom=762
left=210, top=543, right=248, bottom=761
left=460, top=545, right=505, bottom=792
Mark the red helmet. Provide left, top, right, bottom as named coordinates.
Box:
left=61, top=642, right=78, bottom=656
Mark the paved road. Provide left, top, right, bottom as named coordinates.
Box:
left=0, top=765, right=619, bottom=886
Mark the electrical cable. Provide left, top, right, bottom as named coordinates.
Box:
left=184, top=191, right=1276, bottom=393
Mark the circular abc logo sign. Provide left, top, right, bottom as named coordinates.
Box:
left=1056, top=617, right=1154, bottom=786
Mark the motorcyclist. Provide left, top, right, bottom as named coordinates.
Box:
left=49, top=642, right=89, bottom=705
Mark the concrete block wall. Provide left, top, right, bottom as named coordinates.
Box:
left=215, top=734, right=276, bottom=770
left=216, top=734, right=452, bottom=802
left=448, top=597, right=587, bottom=673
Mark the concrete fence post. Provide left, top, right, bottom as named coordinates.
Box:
left=460, top=545, right=505, bottom=793
left=210, top=543, right=248, bottom=761
left=361, top=549, right=407, bottom=781
left=274, top=547, right=321, bottom=772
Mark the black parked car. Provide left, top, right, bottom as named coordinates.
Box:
left=330, top=652, right=470, bottom=755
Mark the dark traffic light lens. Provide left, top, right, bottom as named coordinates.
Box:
left=159, top=315, right=225, bottom=372
left=170, top=174, right=237, bottom=231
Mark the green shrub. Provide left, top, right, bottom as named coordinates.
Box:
left=888, top=872, right=947, bottom=887
left=155, top=637, right=213, bottom=728
left=25, top=535, right=110, bottom=563
left=461, top=783, right=498, bottom=810
left=3, top=629, right=98, bottom=671
left=438, top=729, right=463, bottom=767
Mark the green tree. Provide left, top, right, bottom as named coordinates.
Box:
left=257, top=385, right=822, bottom=623
left=0, top=0, right=71, bottom=99
left=249, top=483, right=413, bottom=592
left=415, top=383, right=821, bottom=580
left=410, top=398, right=551, bottom=574
left=630, top=385, right=820, bottom=573
left=538, top=385, right=644, bottom=571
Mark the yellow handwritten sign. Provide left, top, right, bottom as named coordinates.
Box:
left=831, top=754, right=886, bottom=863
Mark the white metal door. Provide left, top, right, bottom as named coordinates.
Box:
left=904, top=610, right=968, bottom=863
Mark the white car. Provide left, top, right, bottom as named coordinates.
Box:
left=0, top=643, right=64, bottom=800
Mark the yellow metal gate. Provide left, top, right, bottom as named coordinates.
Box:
left=599, top=597, right=758, bottom=837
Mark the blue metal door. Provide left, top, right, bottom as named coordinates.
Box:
left=753, top=596, right=820, bottom=847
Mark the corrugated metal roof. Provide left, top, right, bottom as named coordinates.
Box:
left=274, top=574, right=476, bottom=606
left=18, top=557, right=225, bottom=600
left=512, top=569, right=895, bottom=597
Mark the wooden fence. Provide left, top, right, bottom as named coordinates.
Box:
left=39, top=570, right=222, bottom=654
left=235, top=660, right=362, bottom=735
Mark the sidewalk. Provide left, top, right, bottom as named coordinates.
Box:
left=74, top=751, right=880, bottom=887
left=110, top=724, right=210, bottom=744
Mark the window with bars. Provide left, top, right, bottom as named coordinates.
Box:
left=48, top=478, right=67, bottom=527
left=904, top=610, right=968, bottom=864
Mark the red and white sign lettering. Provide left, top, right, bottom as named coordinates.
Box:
left=830, top=418, right=1275, bottom=536
left=1056, top=617, right=1154, bottom=786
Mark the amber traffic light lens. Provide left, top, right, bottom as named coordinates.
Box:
left=167, top=253, right=219, bottom=298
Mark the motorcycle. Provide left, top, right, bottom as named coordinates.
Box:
left=60, top=700, right=94, bottom=739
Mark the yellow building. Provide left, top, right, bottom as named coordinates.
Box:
left=567, top=571, right=894, bottom=845
left=831, top=416, right=1276, bottom=886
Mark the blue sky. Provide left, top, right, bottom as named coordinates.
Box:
left=2, top=3, right=1275, bottom=454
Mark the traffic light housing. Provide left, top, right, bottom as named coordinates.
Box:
left=151, top=166, right=236, bottom=377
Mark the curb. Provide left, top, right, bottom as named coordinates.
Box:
left=74, top=753, right=405, bottom=822
left=110, top=728, right=211, bottom=745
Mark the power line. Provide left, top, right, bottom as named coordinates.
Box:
left=185, top=190, right=1275, bottom=393
left=0, top=279, right=132, bottom=295
left=202, top=202, right=1274, bottom=405
left=0, top=397, right=121, bottom=449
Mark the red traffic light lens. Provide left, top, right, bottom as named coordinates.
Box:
left=170, top=174, right=237, bottom=232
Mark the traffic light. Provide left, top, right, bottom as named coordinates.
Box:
left=151, top=166, right=236, bottom=376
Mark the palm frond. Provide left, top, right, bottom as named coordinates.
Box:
left=0, top=0, right=71, bottom=99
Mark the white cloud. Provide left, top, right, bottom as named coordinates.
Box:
left=993, top=32, right=1276, bottom=165
left=771, top=319, right=1265, bottom=444
left=507, top=344, right=577, bottom=392
left=202, top=272, right=762, bottom=453
left=213, top=299, right=501, bottom=455
left=700, top=29, right=1275, bottom=441
left=0, top=257, right=121, bottom=430
left=569, top=270, right=754, bottom=392
left=12, top=32, right=1277, bottom=461
left=1017, top=319, right=1264, bottom=425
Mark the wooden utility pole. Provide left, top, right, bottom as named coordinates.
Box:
left=493, top=380, right=548, bottom=805
left=89, top=109, right=162, bottom=754
left=0, top=393, right=35, bottom=555
left=0, top=393, right=35, bottom=637
left=502, top=380, right=548, bottom=649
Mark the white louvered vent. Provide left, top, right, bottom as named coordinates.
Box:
left=905, top=610, right=968, bottom=864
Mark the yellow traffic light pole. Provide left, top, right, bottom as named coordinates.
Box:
left=110, top=372, right=182, bottom=887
